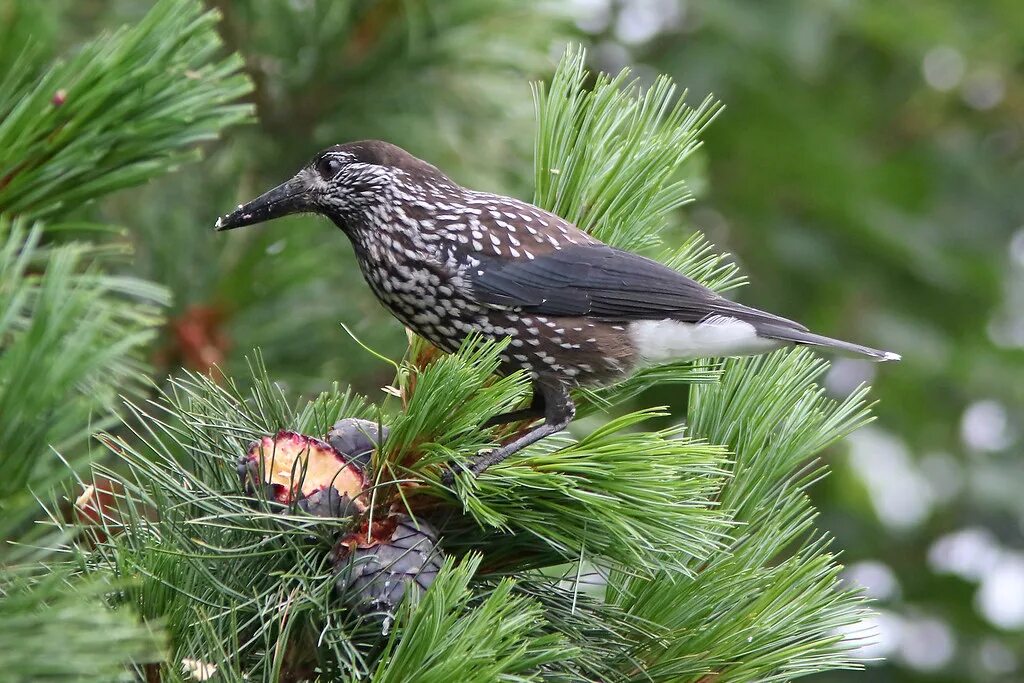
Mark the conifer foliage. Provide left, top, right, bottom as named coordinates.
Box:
left=1, top=3, right=876, bottom=681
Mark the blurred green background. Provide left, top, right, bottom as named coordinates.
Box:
left=10, top=1, right=1022, bottom=681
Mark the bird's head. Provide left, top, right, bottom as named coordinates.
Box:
left=215, top=140, right=450, bottom=233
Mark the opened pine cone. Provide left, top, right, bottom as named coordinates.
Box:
left=237, top=430, right=365, bottom=517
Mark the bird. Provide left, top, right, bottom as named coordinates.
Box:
left=215, top=140, right=899, bottom=480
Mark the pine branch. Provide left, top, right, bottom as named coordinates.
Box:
left=35, top=337, right=722, bottom=679
left=0, top=217, right=167, bottom=536
left=364, top=336, right=732, bottom=575
left=0, top=568, right=162, bottom=683
left=532, top=45, right=720, bottom=253
left=0, top=0, right=252, bottom=219
left=40, top=362, right=381, bottom=681
left=443, top=409, right=731, bottom=575
left=606, top=351, right=873, bottom=682
left=370, top=555, right=569, bottom=683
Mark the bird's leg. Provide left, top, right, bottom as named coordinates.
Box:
left=482, top=388, right=546, bottom=428
left=462, top=380, right=574, bottom=479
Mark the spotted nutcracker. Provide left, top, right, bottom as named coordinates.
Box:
left=216, top=141, right=899, bottom=478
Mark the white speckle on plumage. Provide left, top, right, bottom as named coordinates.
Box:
left=472, top=240, right=483, bottom=251
left=628, top=316, right=783, bottom=362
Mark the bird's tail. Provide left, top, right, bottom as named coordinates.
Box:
left=757, top=324, right=900, bottom=362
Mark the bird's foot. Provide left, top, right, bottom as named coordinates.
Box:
left=437, top=381, right=573, bottom=488
left=438, top=449, right=495, bottom=486
left=439, top=465, right=458, bottom=487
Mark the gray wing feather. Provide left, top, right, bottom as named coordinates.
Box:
left=469, top=244, right=808, bottom=331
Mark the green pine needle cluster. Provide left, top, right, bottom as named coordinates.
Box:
left=370, top=555, right=569, bottom=683
left=533, top=47, right=720, bottom=253
left=0, top=0, right=252, bottom=220
left=0, top=5, right=877, bottom=679
left=0, top=570, right=161, bottom=682
left=0, top=1, right=253, bottom=681
left=0, top=218, right=166, bottom=534
left=607, top=352, right=873, bottom=681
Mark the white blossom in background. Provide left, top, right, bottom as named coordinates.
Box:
left=182, top=658, right=218, bottom=681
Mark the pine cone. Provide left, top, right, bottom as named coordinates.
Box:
left=237, top=430, right=365, bottom=518
left=294, top=487, right=358, bottom=518
left=333, top=514, right=443, bottom=617
left=326, top=418, right=388, bottom=470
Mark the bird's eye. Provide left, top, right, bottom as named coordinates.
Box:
left=316, top=156, right=344, bottom=179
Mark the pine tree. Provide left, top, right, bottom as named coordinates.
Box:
left=1, top=3, right=879, bottom=681
left=0, top=1, right=250, bottom=679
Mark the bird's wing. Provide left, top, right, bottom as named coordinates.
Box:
left=469, top=243, right=807, bottom=331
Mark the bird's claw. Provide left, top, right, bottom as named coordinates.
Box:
left=439, top=466, right=457, bottom=487
left=439, top=448, right=497, bottom=487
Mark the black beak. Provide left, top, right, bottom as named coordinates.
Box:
left=215, top=172, right=311, bottom=231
